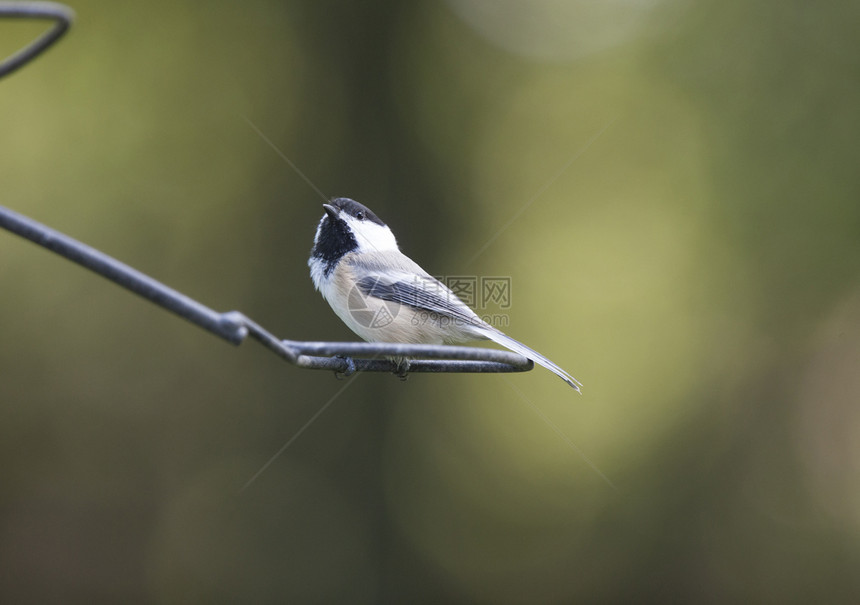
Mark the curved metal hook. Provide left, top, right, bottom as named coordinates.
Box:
left=0, top=2, right=74, bottom=79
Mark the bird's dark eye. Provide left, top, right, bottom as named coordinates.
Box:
left=356, top=211, right=365, bottom=220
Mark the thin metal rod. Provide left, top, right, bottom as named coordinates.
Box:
left=0, top=2, right=74, bottom=79
left=296, top=357, right=532, bottom=374
left=0, top=205, right=248, bottom=344
left=284, top=340, right=533, bottom=363
left=286, top=340, right=533, bottom=374
left=0, top=204, right=533, bottom=376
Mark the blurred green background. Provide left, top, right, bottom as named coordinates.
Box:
left=2, top=0, right=859, bottom=602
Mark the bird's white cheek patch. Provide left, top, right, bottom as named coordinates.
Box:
left=345, top=218, right=398, bottom=253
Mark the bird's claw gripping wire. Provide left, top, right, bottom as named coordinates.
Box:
left=334, top=355, right=356, bottom=379
left=393, top=359, right=411, bottom=381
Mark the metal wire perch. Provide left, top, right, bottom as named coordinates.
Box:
left=0, top=7, right=532, bottom=378
left=0, top=1, right=74, bottom=78
left=0, top=205, right=534, bottom=378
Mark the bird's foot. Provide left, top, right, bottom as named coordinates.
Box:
left=393, top=358, right=411, bottom=381
left=334, top=355, right=356, bottom=379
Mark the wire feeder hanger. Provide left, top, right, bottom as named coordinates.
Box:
left=0, top=3, right=534, bottom=379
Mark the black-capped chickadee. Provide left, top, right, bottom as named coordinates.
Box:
left=308, top=197, right=581, bottom=391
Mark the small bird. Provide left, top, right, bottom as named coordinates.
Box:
left=308, top=197, right=582, bottom=391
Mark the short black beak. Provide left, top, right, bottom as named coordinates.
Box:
left=322, top=203, right=338, bottom=220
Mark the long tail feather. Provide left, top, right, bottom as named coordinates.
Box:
left=482, top=330, right=582, bottom=392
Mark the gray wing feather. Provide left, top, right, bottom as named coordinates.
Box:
left=357, top=275, right=484, bottom=327
left=348, top=250, right=485, bottom=328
